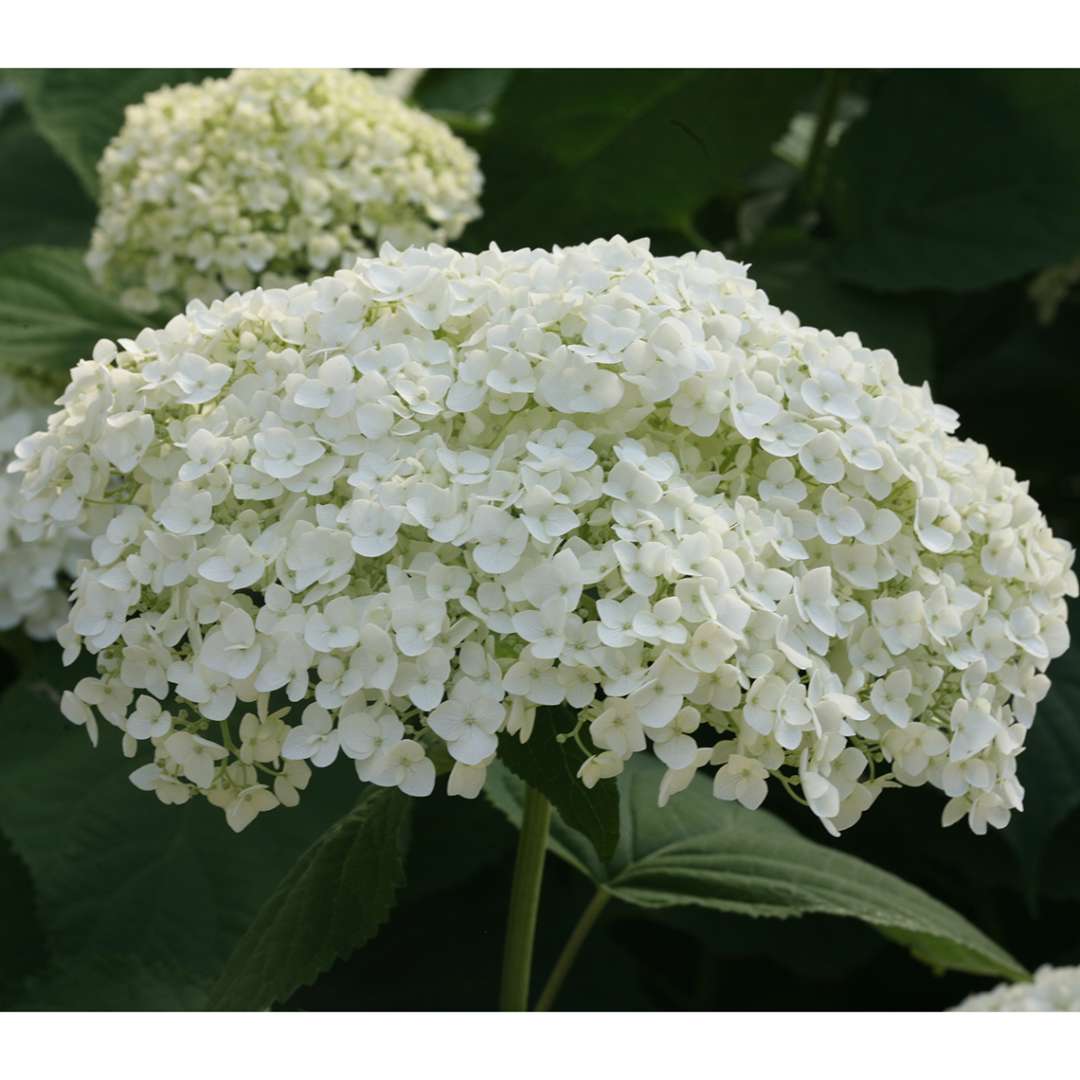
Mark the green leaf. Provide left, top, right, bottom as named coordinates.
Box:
left=8, top=68, right=225, bottom=197
left=0, top=246, right=144, bottom=382
left=1003, top=598, right=1080, bottom=892
left=416, top=68, right=511, bottom=130
left=466, top=69, right=816, bottom=251
left=0, top=651, right=362, bottom=1009
left=934, top=323, right=1080, bottom=492
left=828, top=71, right=1080, bottom=292
left=653, top=905, right=886, bottom=983
left=486, top=754, right=1027, bottom=982
left=1040, top=810, right=1080, bottom=903
left=18, top=951, right=208, bottom=1011
left=401, top=788, right=514, bottom=903
left=0, top=103, right=95, bottom=253
left=747, top=229, right=935, bottom=385
left=0, top=828, right=48, bottom=1007
left=209, top=783, right=411, bottom=1011
left=497, top=705, right=620, bottom=863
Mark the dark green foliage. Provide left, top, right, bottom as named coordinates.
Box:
left=0, top=246, right=144, bottom=382
left=209, top=784, right=412, bottom=1011
left=486, top=755, right=1027, bottom=982
left=747, top=229, right=936, bottom=385
left=0, top=103, right=95, bottom=253
left=0, top=829, right=48, bottom=1008
left=828, top=70, right=1080, bottom=291
left=6, top=69, right=225, bottom=196
left=1004, top=600, right=1080, bottom=891
left=416, top=68, right=511, bottom=129
left=463, top=69, right=816, bottom=251
left=0, top=649, right=361, bottom=1008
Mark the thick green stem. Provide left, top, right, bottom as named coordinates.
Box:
left=499, top=785, right=552, bottom=1011
left=535, top=887, right=610, bottom=1012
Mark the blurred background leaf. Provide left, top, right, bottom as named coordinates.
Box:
left=1003, top=600, right=1080, bottom=894
left=0, top=246, right=144, bottom=381
left=5, top=69, right=225, bottom=197
left=0, top=100, right=95, bottom=252
left=746, top=228, right=936, bottom=384
left=0, top=828, right=48, bottom=1008
left=828, top=70, right=1080, bottom=291
left=0, top=646, right=361, bottom=1008
left=464, top=69, right=818, bottom=252
left=415, top=68, right=511, bottom=132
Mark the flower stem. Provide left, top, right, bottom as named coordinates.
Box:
left=535, top=887, right=610, bottom=1012
left=499, top=784, right=552, bottom=1011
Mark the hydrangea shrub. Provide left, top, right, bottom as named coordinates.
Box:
left=13, top=238, right=1074, bottom=834
left=86, top=68, right=483, bottom=313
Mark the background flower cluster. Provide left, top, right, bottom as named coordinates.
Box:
left=87, top=69, right=482, bottom=312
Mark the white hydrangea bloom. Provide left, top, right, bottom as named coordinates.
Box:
left=12, top=237, right=1075, bottom=834
left=0, top=372, right=85, bottom=638
left=953, top=965, right=1080, bottom=1011
left=86, top=68, right=483, bottom=313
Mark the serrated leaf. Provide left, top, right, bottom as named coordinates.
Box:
left=8, top=68, right=225, bottom=196
left=828, top=70, right=1080, bottom=292
left=209, top=783, right=411, bottom=1011
left=0, top=246, right=144, bottom=382
left=486, top=754, right=1026, bottom=982
left=0, top=650, right=362, bottom=1009
left=0, top=103, right=95, bottom=253
left=497, top=705, right=619, bottom=863
left=465, top=69, right=816, bottom=251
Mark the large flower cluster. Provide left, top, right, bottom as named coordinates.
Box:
left=0, top=372, right=83, bottom=638
left=86, top=68, right=483, bottom=314
left=953, top=966, right=1080, bottom=1011
left=12, top=238, right=1074, bottom=834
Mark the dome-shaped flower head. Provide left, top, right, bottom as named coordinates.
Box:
left=12, top=238, right=1075, bottom=834
left=0, top=371, right=85, bottom=639
left=953, top=965, right=1080, bottom=1011
left=86, top=68, right=483, bottom=313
